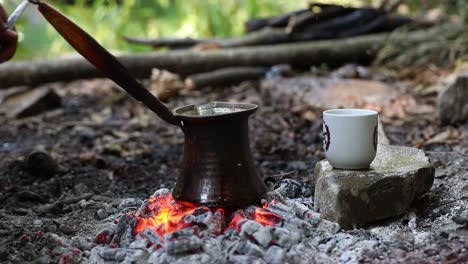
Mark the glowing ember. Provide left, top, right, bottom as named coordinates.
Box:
left=254, top=208, right=283, bottom=226
left=133, top=194, right=200, bottom=237
left=133, top=194, right=282, bottom=237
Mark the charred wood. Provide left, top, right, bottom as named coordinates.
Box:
left=286, top=5, right=355, bottom=34
left=123, top=36, right=214, bottom=49
left=245, top=8, right=310, bottom=33
left=184, top=67, right=269, bottom=89
left=0, top=31, right=433, bottom=88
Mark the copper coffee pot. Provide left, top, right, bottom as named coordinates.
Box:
left=29, top=1, right=266, bottom=207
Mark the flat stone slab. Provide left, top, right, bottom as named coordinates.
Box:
left=313, top=144, right=435, bottom=229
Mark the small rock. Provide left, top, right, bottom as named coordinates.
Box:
left=26, top=151, right=57, bottom=178
left=437, top=74, right=468, bottom=124
left=102, top=144, right=122, bottom=157
left=313, top=144, right=435, bottom=229
left=0, top=86, right=62, bottom=118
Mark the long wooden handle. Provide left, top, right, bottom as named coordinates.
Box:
left=35, top=1, right=180, bottom=126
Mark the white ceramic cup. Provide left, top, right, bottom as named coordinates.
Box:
left=323, top=109, right=378, bottom=169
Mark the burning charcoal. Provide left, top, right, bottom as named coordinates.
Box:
left=165, top=236, right=203, bottom=255
left=207, top=210, right=225, bottom=235
left=51, top=246, right=68, bottom=256
left=152, top=188, right=171, bottom=197
left=318, top=237, right=339, bottom=254
left=229, top=255, right=267, bottom=264
left=139, top=228, right=163, bottom=247
left=127, top=249, right=149, bottom=263
left=284, top=199, right=313, bottom=218
left=262, top=190, right=286, bottom=204
left=185, top=209, right=225, bottom=235
left=268, top=202, right=295, bottom=215
left=129, top=236, right=150, bottom=250
left=94, top=247, right=136, bottom=261
left=111, top=214, right=137, bottom=247
left=252, top=227, right=273, bottom=248
left=120, top=219, right=137, bottom=248
left=201, top=237, right=223, bottom=259
left=317, top=219, right=340, bottom=235
left=287, top=241, right=318, bottom=263
left=165, top=227, right=197, bottom=240
left=149, top=252, right=213, bottom=264
left=277, top=179, right=303, bottom=198
left=264, top=245, right=286, bottom=264
left=244, top=205, right=259, bottom=217
left=232, top=240, right=265, bottom=257
left=26, top=151, right=57, bottom=178
left=271, top=227, right=301, bottom=249
left=280, top=216, right=311, bottom=233
left=183, top=214, right=197, bottom=224
left=240, top=220, right=263, bottom=238
left=118, top=198, right=144, bottom=211
left=95, top=227, right=115, bottom=245
left=192, top=209, right=214, bottom=225
left=301, top=184, right=313, bottom=198
left=58, top=250, right=83, bottom=264
left=45, top=233, right=63, bottom=249
left=71, top=236, right=94, bottom=250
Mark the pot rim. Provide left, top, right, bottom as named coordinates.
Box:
left=174, top=102, right=258, bottom=119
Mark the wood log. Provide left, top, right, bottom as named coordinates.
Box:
left=245, top=8, right=310, bottom=32
left=184, top=67, right=269, bottom=89
left=244, top=3, right=359, bottom=33
left=286, top=6, right=355, bottom=33
left=124, top=28, right=290, bottom=49
left=292, top=8, right=380, bottom=35
left=123, top=36, right=214, bottom=49
left=0, top=31, right=430, bottom=88
left=125, top=13, right=411, bottom=50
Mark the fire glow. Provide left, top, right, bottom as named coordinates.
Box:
left=133, top=194, right=282, bottom=238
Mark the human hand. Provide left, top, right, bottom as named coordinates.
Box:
left=0, top=4, right=18, bottom=62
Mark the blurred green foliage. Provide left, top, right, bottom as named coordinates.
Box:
left=4, top=0, right=314, bottom=60
left=3, top=0, right=467, bottom=61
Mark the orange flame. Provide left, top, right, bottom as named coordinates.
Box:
left=254, top=208, right=283, bottom=226
left=133, top=194, right=283, bottom=238
left=133, top=194, right=200, bottom=237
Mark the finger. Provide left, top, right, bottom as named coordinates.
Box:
left=0, top=29, right=18, bottom=62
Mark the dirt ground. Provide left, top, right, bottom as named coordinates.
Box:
left=0, top=70, right=466, bottom=263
